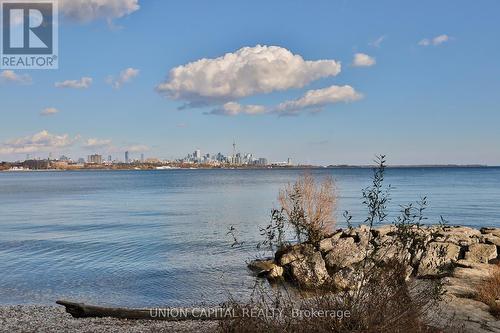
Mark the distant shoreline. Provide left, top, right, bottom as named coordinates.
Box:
left=0, top=164, right=498, bottom=173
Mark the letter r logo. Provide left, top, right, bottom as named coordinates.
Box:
left=2, top=1, right=53, bottom=54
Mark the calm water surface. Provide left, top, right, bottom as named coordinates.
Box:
left=0, top=167, right=499, bottom=306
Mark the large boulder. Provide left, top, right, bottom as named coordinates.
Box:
left=288, top=251, right=329, bottom=288
left=278, top=244, right=315, bottom=266
left=480, top=227, right=500, bottom=238
left=355, top=225, right=372, bottom=247
left=484, top=235, right=500, bottom=246
left=372, top=224, right=397, bottom=238
left=417, top=242, right=460, bottom=277
left=435, top=226, right=481, bottom=246
left=331, top=266, right=362, bottom=290
left=324, top=237, right=365, bottom=270
left=248, top=259, right=283, bottom=278
left=318, top=231, right=342, bottom=252
left=464, top=243, right=497, bottom=264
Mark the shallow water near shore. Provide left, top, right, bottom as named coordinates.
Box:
left=0, top=167, right=499, bottom=307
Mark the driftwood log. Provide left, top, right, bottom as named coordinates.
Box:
left=56, top=300, right=230, bottom=321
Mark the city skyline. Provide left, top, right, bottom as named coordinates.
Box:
left=0, top=140, right=276, bottom=164
left=1, top=1, right=500, bottom=165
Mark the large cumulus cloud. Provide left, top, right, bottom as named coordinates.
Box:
left=156, top=45, right=342, bottom=107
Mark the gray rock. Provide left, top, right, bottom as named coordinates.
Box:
left=268, top=265, right=284, bottom=278
left=356, top=227, right=371, bottom=247
left=484, top=235, right=500, bottom=246
left=417, top=242, right=460, bottom=277
left=324, top=237, right=365, bottom=270
left=481, top=227, right=500, bottom=238
left=248, top=259, right=283, bottom=278
left=288, top=251, right=329, bottom=288
left=278, top=244, right=314, bottom=266
left=437, top=226, right=481, bottom=246
left=248, top=259, right=275, bottom=272
left=373, top=224, right=397, bottom=237
left=318, top=232, right=342, bottom=252
left=331, top=266, right=363, bottom=290
left=465, top=243, right=497, bottom=263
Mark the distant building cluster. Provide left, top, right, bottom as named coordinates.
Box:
left=180, top=149, right=268, bottom=166
left=0, top=141, right=294, bottom=170
left=176, top=141, right=280, bottom=166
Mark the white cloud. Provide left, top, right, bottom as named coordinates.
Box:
left=0, top=70, right=32, bottom=84
left=40, top=107, right=60, bottom=116
left=275, top=85, right=362, bottom=115
left=107, top=68, right=139, bottom=89
left=55, top=77, right=92, bottom=89
left=208, top=102, right=267, bottom=116
left=0, top=130, right=78, bottom=155
left=418, top=34, right=450, bottom=47
left=370, top=35, right=386, bottom=48
left=83, top=138, right=112, bottom=149
left=59, top=0, right=140, bottom=22
left=418, top=39, right=430, bottom=47
left=206, top=85, right=362, bottom=117
left=352, top=53, right=376, bottom=67
left=156, top=45, right=342, bottom=107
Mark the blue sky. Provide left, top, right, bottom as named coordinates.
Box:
left=1, top=0, right=499, bottom=165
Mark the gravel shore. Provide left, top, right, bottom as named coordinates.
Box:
left=0, top=306, right=218, bottom=333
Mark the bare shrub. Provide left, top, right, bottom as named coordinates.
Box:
left=476, top=263, right=500, bottom=318
left=278, top=173, right=336, bottom=246
left=221, top=156, right=451, bottom=333
left=219, top=259, right=443, bottom=333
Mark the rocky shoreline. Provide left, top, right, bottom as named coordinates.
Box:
left=0, top=306, right=218, bottom=333
left=2, top=225, right=499, bottom=332
left=249, top=224, right=500, bottom=332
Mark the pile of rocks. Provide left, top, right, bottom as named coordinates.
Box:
left=248, top=224, right=500, bottom=332
left=249, top=225, right=500, bottom=289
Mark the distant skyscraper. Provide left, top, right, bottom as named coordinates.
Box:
left=232, top=140, right=236, bottom=162
left=258, top=158, right=268, bottom=165
left=87, top=154, right=103, bottom=164
left=108, top=155, right=112, bottom=162
left=194, top=149, right=201, bottom=162
left=125, top=151, right=129, bottom=164
left=141, top=153, right=144, bottom=162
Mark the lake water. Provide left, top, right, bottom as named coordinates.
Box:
left=0, top=167, right=499, bottom=306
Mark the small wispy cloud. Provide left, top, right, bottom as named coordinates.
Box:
left=352, top=53, right=376, bottom=67
left=40, top=107, right=60, bottom=116
left=0, top=70, right=32, bottom=84
left=418, top=34, right=451, bottom=47
left=106, top=68, right=139, bottom=89
left=59, top=0, right=140, bottom=23
left=275, top=85, right=362, bottom=116
left=207, top=102, right=267, bottom=116
left=83, top=138, right=113, bottom=149
left=55, top=77, right=92, bottom=89
left=370, top=35, right=386, bottom=48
